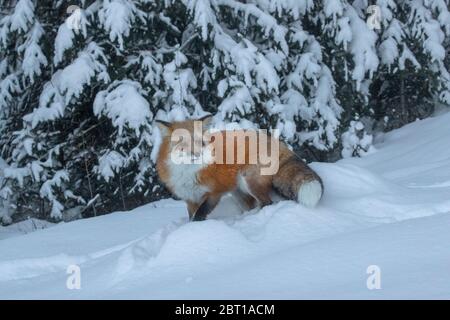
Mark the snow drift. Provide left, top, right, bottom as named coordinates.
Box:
left=1, top=112, right=450, bottom=299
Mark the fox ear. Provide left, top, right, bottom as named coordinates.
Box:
left=198, top=114, right=213, bottom=130
left=155, top=120, right=171, bottom=136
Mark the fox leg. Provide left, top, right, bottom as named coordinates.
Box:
left=187, top=201, right=200, bottom=220
left=233, top=189, right=257, bottom=211
left=192, top=194, right=221, bottom=221
left=240, top=175, right=273, bottom=208
left=248, top=184, right=272, bottom=207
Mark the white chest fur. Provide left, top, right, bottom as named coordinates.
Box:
left=166, top=161, right=209, bottom=203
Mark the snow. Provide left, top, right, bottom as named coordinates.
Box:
left=341, top=120, right=376, bottom=158
left=0, top=219, right=54, bottom=241
left=98, top=0, right=141, bottom=50
left=96, top=151, right=126, bottom=183
left=296, top=66, right=342, bottom=150
left=54, top=6, right=89, bottom=66
left=39, top=170, right=69, bottom=219
left=182, top=0, right=216, bottom=40
left=54, top=24, right=75, bottom=66
left=93, top=80, right=151, bottom=136
left=346, top=6, right=379, bottom=89
left=0, top=74, right=21, bottom=108
left=9, top=0, right=34, bottom=34
left=1, top=111, right=450, bottom=299
left=24, top=43, right=110, bottom=128
left=3, top=166, right=30, bottom=188
left=126, top=51, right=162, bottom=87
left=261, top=0, right=313, bottom=20
left=218, top=85, right=254, bottom=121
left=216, top=0, right=289, bottom=54
left=20, top=23, right=47, bottom=83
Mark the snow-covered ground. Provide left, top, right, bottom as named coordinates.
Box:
left=1, top=112, right=450, bottom=299
left=0, top=218, right=54, bottom=241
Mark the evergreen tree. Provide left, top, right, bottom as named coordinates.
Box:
left=370, top=0, right=450, bottom=131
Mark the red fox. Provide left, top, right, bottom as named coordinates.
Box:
left=156, top=115, right=323, bottom=221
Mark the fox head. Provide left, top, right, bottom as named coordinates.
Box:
left=156, top=115, right=214, bottom=164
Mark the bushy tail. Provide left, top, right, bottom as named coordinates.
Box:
left=272, top=155, right=323, bottom=208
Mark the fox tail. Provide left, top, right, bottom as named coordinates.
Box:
left=272, top=155, right=323, bottom=208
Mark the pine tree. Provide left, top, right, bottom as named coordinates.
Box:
left=370, top=0, right=450, bottom=131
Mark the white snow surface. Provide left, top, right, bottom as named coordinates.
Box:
left=1, top=112, right=450, bottom=299
left=0, top=218, right=54, bottom=241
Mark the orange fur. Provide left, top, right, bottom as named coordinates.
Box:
left=156, top=117, right=323, bottom=221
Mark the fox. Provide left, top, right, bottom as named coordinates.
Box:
left=155, top=115, right=323, bottom=221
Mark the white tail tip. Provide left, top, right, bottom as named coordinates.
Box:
left=297, top=180, right=322, bottom=208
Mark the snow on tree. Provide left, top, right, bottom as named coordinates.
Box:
left=341, top=119, right=376, bottom=158
left=370, top=0, right=450, bottom=131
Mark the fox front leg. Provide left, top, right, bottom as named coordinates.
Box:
left=191, top=195, right=221, bottom=222
left=187, top=201, right=199, bottom=220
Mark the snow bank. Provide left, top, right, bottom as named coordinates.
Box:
left=1, top=112, right=450, bottom=299
left=0, top=218, right=54, bottom=241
